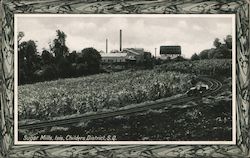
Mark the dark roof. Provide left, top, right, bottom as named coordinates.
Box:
left=160, top=46, right=181, bottom=54
left=123, top=48, right=144, bottom=55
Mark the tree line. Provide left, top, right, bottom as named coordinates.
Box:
left=191, top=35, right=232, bottom=60
left=18, top=30, right=101, bottom=85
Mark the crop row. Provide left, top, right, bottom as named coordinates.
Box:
left=157, top=59, right=232, bottom=76
left=18, top=70, right=193, bottom=121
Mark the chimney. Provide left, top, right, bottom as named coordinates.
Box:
left=120, top=29, right=122, bottom=51
left=106, top=38, right=108, bottom=53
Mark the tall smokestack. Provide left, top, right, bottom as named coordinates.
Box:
left=120, top=29, right=122, bottom=51
left=106, top=38, right=108, bottom=53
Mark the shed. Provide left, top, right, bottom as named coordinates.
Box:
left=160, top=46, right=181, bottom=60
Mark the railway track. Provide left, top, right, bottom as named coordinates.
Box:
left=18, top=77, right=223, bottom=130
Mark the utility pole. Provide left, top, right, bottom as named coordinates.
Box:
left=106, top=38, right=108, bottom=53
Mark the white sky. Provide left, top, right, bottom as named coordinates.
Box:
left=16, top=15, right=233, bottom=58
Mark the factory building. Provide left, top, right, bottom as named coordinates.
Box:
left=100, top=48, right=145, bottom=63
left=160, top=45, right=181, bottom=60
left=122, top=48, right=145, bottom=63
left=101, top=29, right=147, bottom=63
left=101, top=53, right=127, bottom=63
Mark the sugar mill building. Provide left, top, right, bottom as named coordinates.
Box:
left=101, top=53, right=127, bottom=63
left=101, top=29, right=149, bottom=63
left=100, top=48, right=146, bottom=63
left=122, top=48, right=145, bottom=63
left=160, top=45, right=181, bottom=60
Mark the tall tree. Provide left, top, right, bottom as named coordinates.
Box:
left=56, top=30, right=66, bottom=46
left=18, top=40, right=39, bottom=83
left=224, top=35, right=232, bottom=49
left=81, top=47, right=101, bottom=74
left=213, top=38, right=221, bottom=48
left=18, top=31, right=24, bottom=43
left=198, top=35, right=232, bottom=60
left=41, top=49, right=54, bottom=65
left=67, top=50, right=78, bottom=63
left=52, top=30, right=69, bottom=61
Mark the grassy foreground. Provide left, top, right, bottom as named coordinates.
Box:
left=19, top=77, right=232, bottom=141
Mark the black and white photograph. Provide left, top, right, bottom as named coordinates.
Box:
left=15, top=14, right=235, bottom=144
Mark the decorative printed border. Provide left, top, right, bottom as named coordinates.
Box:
left=1, top=0, right=249, bottom=157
